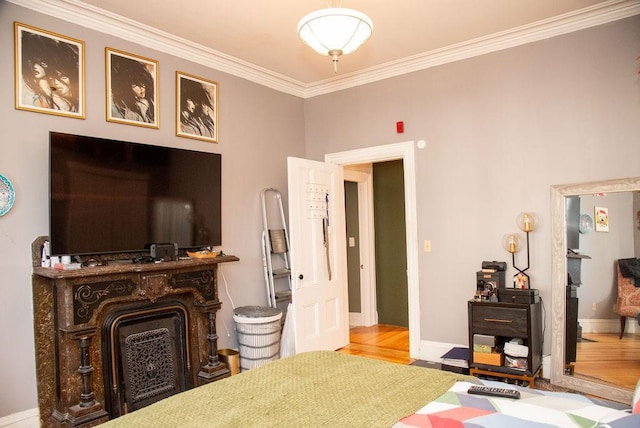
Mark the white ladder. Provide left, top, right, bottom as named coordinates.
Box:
left=260, top=188, right=292, bottom=313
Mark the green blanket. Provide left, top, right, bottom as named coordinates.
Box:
left=102, top=351, right=467, bottom=427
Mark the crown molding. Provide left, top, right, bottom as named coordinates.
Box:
left=303, top=0, right=640, bottom=98
left=8, top=0, right=308, bottom=97
left=9, top=0, right=640, bottom=99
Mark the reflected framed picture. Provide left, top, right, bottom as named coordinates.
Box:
left=176, top=71, right=218, bottom=143
left=595, top=206, right=609, bottom=232
left=14, top=22, right=85, bottom=119
left=106, top=48, right=159, bottom=128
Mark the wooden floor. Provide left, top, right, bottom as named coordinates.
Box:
left=338, top=325, right=640, bottom=392
left=575, top=332, right=640, bottom=391
left=337, top=324, right=412, bottom=364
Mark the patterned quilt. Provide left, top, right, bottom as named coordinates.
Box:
left=394, top=380, right=640, bottom=428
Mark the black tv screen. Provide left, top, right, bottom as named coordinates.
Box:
left=49, top=132, right=221, bottom=256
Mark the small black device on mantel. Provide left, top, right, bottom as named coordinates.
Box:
left=150, top=243, right=178, bottom=261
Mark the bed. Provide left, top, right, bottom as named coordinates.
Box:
left=100, top=351, right=639, bottom=427
left=394, top=379, right=640, bottom=428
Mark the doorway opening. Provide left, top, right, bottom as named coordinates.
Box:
left=326, top=141, right=420, bottom=358
left=345, top=161, right=408, bottom=328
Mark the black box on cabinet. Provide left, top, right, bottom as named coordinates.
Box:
left=498, top=288, right=539, bottom=304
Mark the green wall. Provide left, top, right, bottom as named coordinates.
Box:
left=345, top=181, right=361, bottom=312
left=373, top=160, right=408, bottom=327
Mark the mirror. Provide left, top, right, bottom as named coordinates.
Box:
left=551, top=176, right=640, bottom=404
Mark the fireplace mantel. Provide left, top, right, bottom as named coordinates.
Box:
left=31, top=237, right=239, bottom=427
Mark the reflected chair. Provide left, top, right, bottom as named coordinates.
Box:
left=614, top=259, right=640, bottom=339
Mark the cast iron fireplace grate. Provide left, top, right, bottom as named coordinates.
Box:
left=103, top=302, right=190, bottom=418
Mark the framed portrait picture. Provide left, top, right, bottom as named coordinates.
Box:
left=106, top=48, right=159, bottom=128
left=176, top=71, right=218, bottom=143
left=14, top=22, right=85, bottom=119
left=595, top=206, right=609, bottom=232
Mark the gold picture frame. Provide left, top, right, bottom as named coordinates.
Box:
left=106, top=48, right=159, bottom=128
left=176, top=71, right=218, bottom=143
left=14, top=22, right=85, bottom=119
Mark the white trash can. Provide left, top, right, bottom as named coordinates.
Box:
left=233, top=306, right=283, bottom=372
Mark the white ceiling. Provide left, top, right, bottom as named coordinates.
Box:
left=12, top=0, right=640, bottom=97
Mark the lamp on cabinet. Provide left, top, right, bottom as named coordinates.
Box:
left=502, top=212, right=539, bottom=289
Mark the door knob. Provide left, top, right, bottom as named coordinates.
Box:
left=298, top=274, right=304, bottom=280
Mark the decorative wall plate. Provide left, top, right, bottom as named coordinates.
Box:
left=579, top=213, right=594, bottom=234
left=0, top=174, right=15, bottom=216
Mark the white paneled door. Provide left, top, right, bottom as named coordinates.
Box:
left=287, top=157, right=349, bottom=353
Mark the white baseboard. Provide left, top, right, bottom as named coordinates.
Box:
left=0, top=408, right=39, bottom=428
left=349, top=312, right=362, bottom=327
left=579, top=317, right=638, bottom=334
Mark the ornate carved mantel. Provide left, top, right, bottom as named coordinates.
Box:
left=31, top=237, right=238, bottom=427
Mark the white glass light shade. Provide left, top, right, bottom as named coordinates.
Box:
left=516, top=212, right=539, bottom=232
left=502, top=233, right=521, bottom=253
left=297, top=8, right=373, bottom=57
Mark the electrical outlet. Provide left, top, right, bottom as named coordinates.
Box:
left=592, top=303, right=597, bottom=311
left=424, top=240, right=431, bottom=252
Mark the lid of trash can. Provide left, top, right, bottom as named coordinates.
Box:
left=233, top=306, right=282, bottom=323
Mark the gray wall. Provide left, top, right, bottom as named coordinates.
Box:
left=578, top=193, right=634, bottom=319
left=303, top=16, right=640, bottom=347
left=0, top=2, right=304, bottom=417
left=636, top=193, right=640, bottom=258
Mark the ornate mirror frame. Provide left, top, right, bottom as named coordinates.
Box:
left=550, top=176, right=640, bottom=404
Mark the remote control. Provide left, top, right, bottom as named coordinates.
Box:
left=467, top=385, right=521, bottom=399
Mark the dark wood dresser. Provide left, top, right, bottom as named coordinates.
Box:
left=468, top=300, right=543, bottom=386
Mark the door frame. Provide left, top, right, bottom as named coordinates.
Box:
left=325, top=141, right=420, bottom=358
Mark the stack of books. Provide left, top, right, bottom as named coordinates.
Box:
left=440, top=346, right=469, bottom=374
left=473, top=334, right=502, bottom=366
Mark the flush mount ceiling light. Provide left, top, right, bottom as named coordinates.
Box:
left=297, top=4, right=373, bottom=73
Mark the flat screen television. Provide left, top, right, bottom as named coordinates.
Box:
left=49, top=132, right=221, bottom=256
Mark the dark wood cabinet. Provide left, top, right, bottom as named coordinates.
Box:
left=468, top=300, right=543, bottom=385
